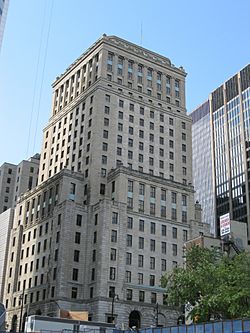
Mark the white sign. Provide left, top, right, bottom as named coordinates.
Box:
left=220, top=213, right=230, bottom=237
left=185, top=302, right=193, bottom=325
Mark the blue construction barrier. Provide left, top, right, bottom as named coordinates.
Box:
left=128, top=319, right=250, bottom=333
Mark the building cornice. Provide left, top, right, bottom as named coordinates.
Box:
left=108, top=166, right=194, bottom=193
left=52, top=34, right=186, bottom=87
left=17, top=169, right=84, bottom=204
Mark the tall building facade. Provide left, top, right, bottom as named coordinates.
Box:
left=0, top=0, right=9, bottom=51
left=0, top=154, right=40, bottom=214
left=0, top=208, right=14, bottom=301
left=0, top=155, right=40, bottom=303
left=191, top=101, right=215, bottom=234
left=3, top=35, right=209, bottom=331
left=191, top=64, right=250, bottom=242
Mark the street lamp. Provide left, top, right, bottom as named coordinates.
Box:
left=19, top=288, right=25, bottom=333
left=154, top=303, right=159, bottom=327
left=154, top=303, right=166, bottom=327
left=111, top=293, right=119, bottom=323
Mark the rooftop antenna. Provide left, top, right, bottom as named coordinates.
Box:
left=140, top=21, right=143, bottom=46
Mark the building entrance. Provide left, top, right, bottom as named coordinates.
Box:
left=129, top=310, right=141, bottom=329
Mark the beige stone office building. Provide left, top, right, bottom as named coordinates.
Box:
left=0, top=155, right=40, bottom=305
left=0, top=154, right=40, bottom=214
left=3, top=35, right=209, bottom=331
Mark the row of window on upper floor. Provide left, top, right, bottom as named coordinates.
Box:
left=47, top=93, right=186, bottom=145
left=107, top=53, right=180, bottom=89
left=126, top=184, right=187, bottom=203
left=54, top=54, right=99, bottom=98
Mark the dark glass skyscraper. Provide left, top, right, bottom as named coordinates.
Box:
left=191, top=64, right=250, bottom=243
left=191, top=101, right=215, bottom=234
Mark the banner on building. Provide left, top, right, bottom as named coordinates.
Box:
left=220, top=213, right=230, bottom=237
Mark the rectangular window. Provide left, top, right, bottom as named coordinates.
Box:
left=139, top=130, right=144, bottom=138
left=126, top=289, right=133, bottom=301
left=103, top=142, right=108, bottom=151
left=162, top=241, right=167, bottom=254
left=150, top=239, right=155, bottom=251
left=71, top=287, right=77, bottom=299
left=128, top=150, right=133, bottom=159
left=150, top=186, right=156, bottom=198
left=111, top=230, right=117, bottom=243
left=138, top=255, right=144, bottom=267
left=138, top=273, right=143, bottom=284
left=139, top=291, right=145, bottom=302
left=139, top=200, right=144, bottom=212
left=172, top=227, right=177, bottom=239
left=171, top=192, right=177, bottom=204
left=127, top=234, right=132, bottom=247
left=139, top=219, right=144, bottom=232
left=91, top=268, right=95, bottom=281
left=150, top=203, right=155, bottom=215
left=127, top=197, right=133, bottom=209
left=182, top=211, right=187, bottom=222
left=172, top=244, right=177, bottom=256
left=162, top=259, right=167, bottom=271
left=76, top=214, right=82, bottom=226
left=182, top=194, right=187, bottom=206
left=138, top=154, right=143, bottom=163
left=74, top=250, right=80, bottom=262
left=127, top=217, right=133, bottom=229
left=102, top=155, right=107, bottom=164
left=75, top=232, right=81, bottom=244
left=139, top=237, right=144, bottom=249
left=150, top=275, right=155, bottom=286
left=172, top=208, right=177, bottom=220
left=139, top=183, right=145, bottom=195
left=118, top=123, right=123, bottom=131
left=150, top=222, right=155, bottom=234
left=109, top=267, right=116, bottom=280
left=100, top=183, right=105, bottom=195
left=110, top=248, right=117, bottom=261
left=129, top=115, right=134, bottom=123
left=126, top=252, right=132, bottom=265
left=129, top=127, right=134, bottom=135
left=72, top=268, right=78, bottom=281
left=126, top=270, right=131, bottom=283
left=151, top=292, right=157, bottom=304
left=162, top=225, right=167, bottom=236
left=112, top=212, right=118, bottom=224
left=150, top=257, right=155, bottom=269
left=128, top=180, right=133, bottom=192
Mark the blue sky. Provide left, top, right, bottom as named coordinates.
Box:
left=0, top=0, right=249, bottom=166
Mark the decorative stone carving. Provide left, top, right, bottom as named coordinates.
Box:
left=107, top=36, right=172, bottom=67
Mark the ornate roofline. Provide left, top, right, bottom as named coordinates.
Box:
left=52, top=34, right=186, bottom=87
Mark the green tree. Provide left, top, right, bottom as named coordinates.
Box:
left=161, top=246, right=250, bottom=322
